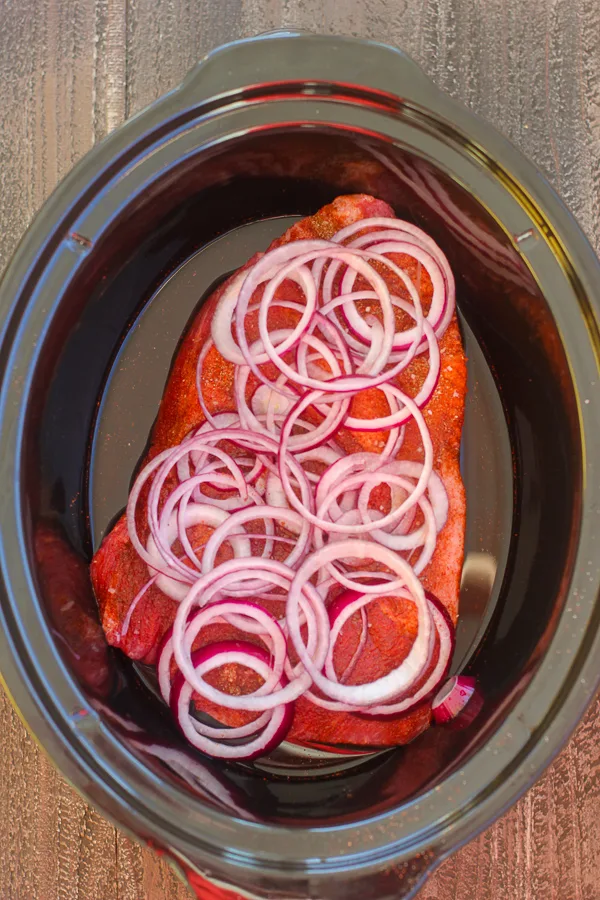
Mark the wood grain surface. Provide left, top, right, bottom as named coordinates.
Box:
left=0, top=1, right=599, bottom=898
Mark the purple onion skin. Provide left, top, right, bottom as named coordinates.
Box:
left=326, top=589, right=365, bottom=627
left=242, top=689, right=294, bottom=761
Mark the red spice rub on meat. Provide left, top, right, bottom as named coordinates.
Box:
left=90, top=194, right=466, bottom=749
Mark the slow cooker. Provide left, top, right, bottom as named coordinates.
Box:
left=0, top=31, right=599, bottom=900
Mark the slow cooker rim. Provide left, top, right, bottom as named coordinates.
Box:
left=0, top=31, right=599, bottom=879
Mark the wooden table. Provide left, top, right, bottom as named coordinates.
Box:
left=1, top=1, right=599, bottom=898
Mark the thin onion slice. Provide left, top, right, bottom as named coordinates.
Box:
left=286, top=540, right=433, bottom=707
left=171, top=641, right=293, bottom=759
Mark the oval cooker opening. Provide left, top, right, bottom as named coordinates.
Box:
left=23, top=127, right=580, bottom=826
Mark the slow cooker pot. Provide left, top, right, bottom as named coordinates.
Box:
left=0, top=31, right=599, bottom=900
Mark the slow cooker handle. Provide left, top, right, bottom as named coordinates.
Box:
left=178, top=29, right=444, bottom=114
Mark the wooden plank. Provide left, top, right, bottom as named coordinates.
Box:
left=0, top=1, right=598, bottom=897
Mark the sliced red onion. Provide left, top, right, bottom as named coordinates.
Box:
left=157, top=623, right=177, bottom=704
left=226, top=532, right=298, bottom=548
left=296, top=445, right=344, bottom=469
left=170, top=642, right=273, bottom=740
left=327, top=214, right=456, bottom=338
left=337, top=241, right=445, bottom=347
left=313, top=461, right=432, bottom=538
left=320, top=289, right=428, bottom=394
left=166, top=480, right=274, bottom=572
left=172, top=562, right=329, bottom=711
left=186, top=598, right=287, bottom=689
left=142, top=442, right=250, bottom=579
left=235, top=360, right=349, bottom=452
left=237, top=246, right=395, bottom=391
left=266, top=443, right=348, bottom=533
left=233, top=252, right=324, bottom=378
left=343, top=364, right=439, bottom=432
left=158, top=609, right=279, bottom=712
left=279, top=389, right=433, bottom=536
left=187, top=476, right=264, bottom=512
left=146, top=504, right=251, bottom=602
left=324, top=589, right=368, bottom=684
left=126, top=446, right=186, bottom=577
left=341, top=606, right=368, bottom=684
left=171, top=427, right=315, bottom=520
left=286, top=540, right=433, bottom=707
left=355, top=472, right=437, bottom=573
left=303, top=589, right=453, bottom=715
left=176, top=413, right=240, bottom=483
left=388, top=462, right=449, bottom=532
left=201, top=505, right=311, bottom=580
left=121, top=216, right=463, bottom=759
left=432, top=675, right=478, bottom=724
left=210, top=270, right=251, bottom=364
left=211, top=258, right=321, bottom=367
left=320, top=256, right=425, bottom=370
left=171, top=642, right=293, bottom=759
left=251, top=382, right=292, bottom=420
left=363, top=592, right=455, bottom=715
